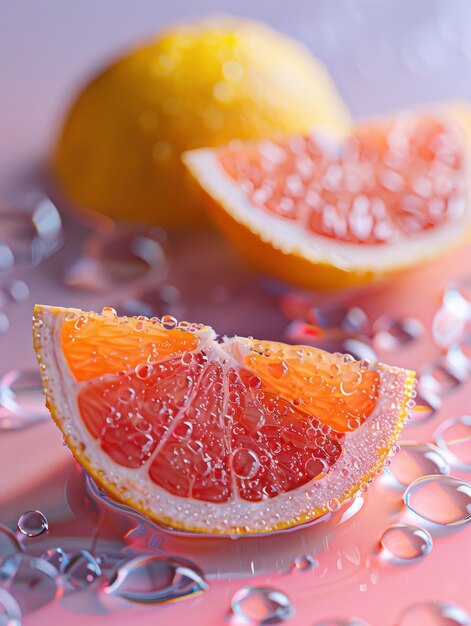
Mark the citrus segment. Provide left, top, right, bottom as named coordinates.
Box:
left=34, top=305, right=415, bottom=534
left=184, top=106, right=471, bottom=289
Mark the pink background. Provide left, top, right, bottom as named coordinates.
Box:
left=1, top=1, right=471, bottom=625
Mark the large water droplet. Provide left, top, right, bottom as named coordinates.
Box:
left=230, top=586, right=294, bottom=624
left=444, top=277, right=471, bottom=320
left=385, top=442, right=450, bottom=487
left=119, top=285, right=183, bottom=320
left=373, top=316, right=423, bottom=350
left=63, top=550, right=102, bottom=588
left=0, top=525, right=22, bottom=560
left=432, top=305, right=468, bottom=348
left=105, top=555, right=207, bottom=604
left=17, top=511, right=48, bottom=537
left=435, top=415, right=471, bottom=471
left=0, top=554, right=59, bottom=614
left=403, top=475, right=471, bottom=525
left=380, top=524, right=432, bottom=561
left=306, top=304, right=370, bottom=335
left=397, top=602, right=471, bottom=626
left=0, top=370, right=48, bottom=430
left=65, top=229, right=165, bottom=291
left=41, top=548, right=69, bottom=571
left=232, top=448, right=261, bottom=479
left=0, top=588, right=21, bottom=626
left=408, top=388, right=441, bottom=424
left=419, top=360, right=462, bottom=396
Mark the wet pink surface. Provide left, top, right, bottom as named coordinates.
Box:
left=1, top=2, right=471, bottom=625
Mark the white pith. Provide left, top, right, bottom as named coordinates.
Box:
left=35, top=306, right=414, bottom=534
left=183, top=149, right=471, bottom=274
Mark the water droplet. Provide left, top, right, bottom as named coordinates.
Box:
left=0, top=554, right=59, bottom=614
left=419, top=360, right=462, bottom=396
left=380, top=524, right=433, bottom=561
left=105, top=555, right=207, bottom=604
left=385, top=442, right=450, bottom=487
left=435, top=416, right=471, bottom=471
left=0, top=313, right=9, bottom=335
left=403, top=475, right=471, bottom=525
left=432, top=305, right=467, bottom=348
left=292, top=555, right=317, bottom=571
left=305, top=457, right=328, bottom=479
left=41, top=548, right=69, bottom=571
left=17, top=511, right=48, bottom=537
left=230, top=586, right=294, bottom=624
left=341, top=339, right=377, bottom=363
left=63, top=550, right=102, bottom=588
left=101, top=306, right=117, bottom=318
left=65, top=229, right=164, bottom=291
left=408, top=388, right=441, bottom=424
left=0, top=525, right=22, bottom=560
left=397, top=602, right=471, bottom=626
left=0, top=369, right=48, bottom=430
left=0, top=588, right=21, bottom=626
left=231, top=449, right=260, bottom=480
left=312, top=619, right=371, bottom=626
left=373, top=316, right=423, bottom=350
left=444, top=277, right=471, bottom=320
left=161, top=315, right=177, bottom=330
left=307, top=304, right=370, bottom=335
left=135, top=363, right=153, bottom=380
left=328, top=498, right=341, bottom=512
left=5, top=280, right=30, bottom=303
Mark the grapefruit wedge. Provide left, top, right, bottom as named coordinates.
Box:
left=183, top=105, right=471, bottom=290
left=33, top=305, right=415, bottom=534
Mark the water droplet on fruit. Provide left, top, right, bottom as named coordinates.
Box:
left=0, top=524, right=22, bottom=560
left=403, top=475, right=471, bottom=525
left=268, top=361, right=288, bottom=379
left=397, top=602, right=471, bottom=626
left=380, top=524, right=432, bottom=561
left=292, top=555, right=317, bottom=572
left=232, top=449, right=260, bottom=480
left=105, top=555, right=207, bottom=604
left=373, top=316, right=423, bottom=350
left=434, top=415, right=471, bottom=471
left=17, top=511, right=48, bottom=537
left=328, top=498, right=341, bottom=512
left=135, top=363, right=153, bottom=380
left=101, top=306, right=117, bottom=318
left=161, top=315, right=177, bottom=330
left=63, top=551, right=102, bottom=588
left=305, top=457, right=328, bottom=479
left=385, top=442, right=450, bottom=487
left=0, top=588, right=21, bottom=626
left=230, top=586, right=294, bottom=624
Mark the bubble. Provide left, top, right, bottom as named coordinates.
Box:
left=17, top=511, right=48, bottom=537
left=435, top=416, right=471, bottom=471
left=230, top=586, right=294, bottom=624
left=161, top=315, right=177, bottom=330
left=5, top=280, right=30, bottom=303
left=232, top=448, right=261, bottom=479
left=0, top=524, right=22, bottom=560
left=63, top=550, right=102, bottom=588
left=41, top=548, right=69, bottom=571
left=380, top=524, right=432, bottom=561
left=104, top=555, right=207, bottom=604
left=373, top=316, right=423, bottom=350
left=403, top=475, right=471, bottom=525
left=305, top=457, right=328, bottom=479
left=0, top=554, right=59, bottom=614
left=384, top=442, right=450, bottom=487
left=0, top=588, right=21, bottom=626
left=292, top=555, right=318, bottom=572
left=419, top=360, right=462, bottom=396
left=397, top=602, right=471, bottom=626
left=135, top=363, right=153, bottom=380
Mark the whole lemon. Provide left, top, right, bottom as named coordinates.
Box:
left=53, top=15, right=351, bottom=226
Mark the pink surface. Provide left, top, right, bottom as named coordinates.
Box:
left=1, top=2, right=471, bottom=626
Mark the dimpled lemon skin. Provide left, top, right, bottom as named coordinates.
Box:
left=52, top=16, right=351, bottom=226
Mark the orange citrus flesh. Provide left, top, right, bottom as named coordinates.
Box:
left=218, top=114, right=465, bottom=243
left=34, top=305, right=415, bottom=534
left=183, top=105, right=471, bottom=290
